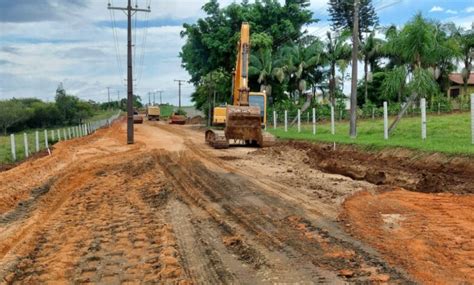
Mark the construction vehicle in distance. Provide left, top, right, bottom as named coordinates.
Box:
left=146, top=105, right=160, bottom=121
left=205, top=22, right=275, bottom=149
left=133, top=110, right=143, bottom=124
left=169, top=113, right=187, bottom=125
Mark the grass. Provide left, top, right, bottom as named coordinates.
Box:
left=268, top=112, right=474, bottom=156
left=157, top=104, right=174, bottom=118
left=0, top=110, right=119, bottom=164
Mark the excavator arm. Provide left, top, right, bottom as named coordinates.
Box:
left=233, top=23, right=250, bottom=106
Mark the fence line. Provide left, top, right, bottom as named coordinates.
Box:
left=471, top=94, right=474, bottom=145
left=7, top=111, right=121, bottom=162
left=267, top=102, right=474, bottom=144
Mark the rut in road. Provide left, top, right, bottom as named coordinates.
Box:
left=157, top=151, right=414, bottom=284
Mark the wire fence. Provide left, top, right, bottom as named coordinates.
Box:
left=4, top=111, right=121, bottom=163
left=268, top=96, right=474, bottom=145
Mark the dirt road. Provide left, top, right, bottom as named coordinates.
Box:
left=0, top=119, right=472, bottom=284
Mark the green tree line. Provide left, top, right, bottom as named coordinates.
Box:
left=0, top=84, right=122, bottom=135
left=180, top=0, right=474, bottom=127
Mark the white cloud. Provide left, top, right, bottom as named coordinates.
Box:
left=446, top=9, right=458, bottom=15
left=465, top=6, right=474, bottom=13
left=429, top=6, right=444, bottom=13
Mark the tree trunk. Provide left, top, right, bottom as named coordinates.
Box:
left=388, top=92, right=418, bottom=135
left=330, top=63, right=336, bottom=106
left=364, top=57, right=369, bottom=103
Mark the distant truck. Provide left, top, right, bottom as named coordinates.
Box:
left=133, top=110, right=143, bottom=124
left=146, top=106, right=160, bottom=121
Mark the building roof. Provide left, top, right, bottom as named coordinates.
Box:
left=449, top=73, right=474, bottom=85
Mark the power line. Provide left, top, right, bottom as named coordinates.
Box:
left=136, top=0, right=151, bottom=87
left=108, top=0, right=125, bottom=84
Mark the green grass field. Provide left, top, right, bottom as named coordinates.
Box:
left=269, top=112, right=474, bottom=156
left=0, top=110, right=118, bottom=164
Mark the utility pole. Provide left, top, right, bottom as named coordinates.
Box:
left=349, top=0, right=359, bottom=138
left=148, top=92, right=151, bottom=106
left=108, top=0, right=150, bottom=144
left=174, top=80, right=186, bottom=109
left=156, top=90, right=163, bottom=105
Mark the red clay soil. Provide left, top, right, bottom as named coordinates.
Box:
left=288, top=140, right=474, bottom=194
left=341, top=188, right=474, bottom=284
left=0, top=150, right=49, bottom=173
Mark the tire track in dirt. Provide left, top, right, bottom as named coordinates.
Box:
left=157, top=151, right=413, bottom=284
left=0, top=153, right=189, bottom=284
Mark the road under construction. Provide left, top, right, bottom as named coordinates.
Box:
left=0, top=119, right=473, bottom=284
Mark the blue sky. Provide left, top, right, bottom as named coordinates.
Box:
left=0, top=0, right=473, bottom=105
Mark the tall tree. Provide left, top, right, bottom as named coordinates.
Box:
left=324, top=30, right=351, bottom=105
left=0, top=100, right=31, bottom=135
left=328, top=0, right=378, bottom=38
left=383, top=13, right=440, bottom=134
left=361, top=31, right=384, bottom=103
left=180, top=0, right=315, bottom=108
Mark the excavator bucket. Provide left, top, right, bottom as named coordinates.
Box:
left=225, top=105, right=262, bottom=144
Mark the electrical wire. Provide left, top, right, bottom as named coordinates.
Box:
left=136, top=0, right=151, bottom=87
left=109, top=0, right=125, bottom=84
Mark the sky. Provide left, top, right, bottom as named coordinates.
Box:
left=0, top=0, right=473, bottom=105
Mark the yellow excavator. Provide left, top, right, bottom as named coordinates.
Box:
left=205, top=22, right=275, bottom=149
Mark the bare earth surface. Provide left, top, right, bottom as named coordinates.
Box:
left=0, top=119, right=472, bottom=284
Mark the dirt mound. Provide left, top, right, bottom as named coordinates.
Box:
left=187, top=115, right=204, bottom=125
left=0, top=150, right=49, bottom=173
left=284, top=140, right=474, bottom=194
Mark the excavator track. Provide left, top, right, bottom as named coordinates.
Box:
left=205, top=129, right=229, bottom=149
left=260, top=131, right=276, bottom=147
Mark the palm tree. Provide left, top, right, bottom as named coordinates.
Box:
left=361, top=30, right=384, bottom=103
left=444, top=24, right=474, bottom=102
left=324, top=30, right=351, bottom=106
left=272, top=40, right=324, bottom=123
left=249, top=48, right=274, bottom=96
left=383, top=14, right=441, bottom=134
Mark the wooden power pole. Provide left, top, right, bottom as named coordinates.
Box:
left=349, top=0, right=359, bottom=138
left=174, top=80, right=186, bottom=109
left=108, top=0, right=150, bottom=144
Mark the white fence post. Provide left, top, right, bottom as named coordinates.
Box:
left=297, top=109, right=301, bottom=133
left=330, top=105, right=335, bottom=135
left=312, top=107, right=316, bottom=135
left=44, top=129, right=49, bottom=149
left=35, top=131, right=40, bottom=152
left=284, top=110, right=288, bottom=132
left=10, top=134, right=16, bottom=161
left=63, top=129, right=67, bottom=140
left=421, top=98, right=427, bottom=140
left=51, top=129, right=55, bottom=142
left=471, top=94, right=474, bottom=145
left=57, top=129, right=61, bottom=141
left=273, top=110, right=277, bottom=130
left=383, top=101, right=388, bottom=140
left=24, top=133, right=29, bottom=158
